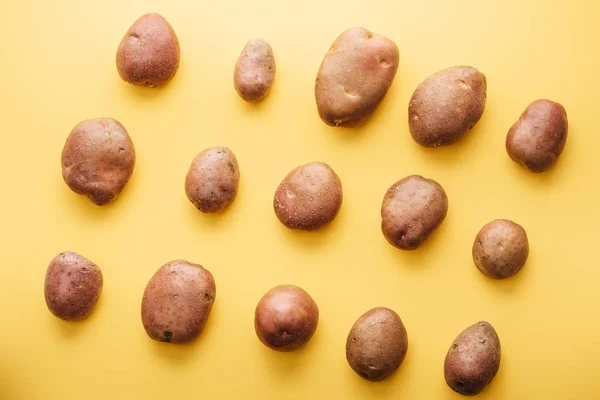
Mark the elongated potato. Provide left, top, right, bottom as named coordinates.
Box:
left=315, top=27, right=399, bottom=127
left=185, top=146, right=240, bottom=213
left=234, top=39, right=275, bottom=102
left=409, top=66, right=487, bottom=146
left=381, top=175, right=448, bottom=250
left=141, top=260, right=216, bottom=344
left=44, top=251, right=103, bottom=322
left=346, top=307, right=408, bottom=381
left=506, top=99, right=568, bottom=172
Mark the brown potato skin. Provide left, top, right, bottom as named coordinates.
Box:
left=61, top=118, right=135, bottom=206
left=506, top=99, right=568, bottom=173
left=141, top=260, right=216, bottom=344
left=185, top=146, right=240, bottom=213
left=409, top=66, right=487, bottom=147
left=44, top=252, right=103, bottom=322
left=444, top=321, right=501, bottom=396
left=346, top=307, right=408, bottom=381
left=381, top=175, right=448, bottom=250
left=315, top=27, right=399, bottom=127
left=274, top=162, right=342, bottom=231
left=473, top=219, right=529, bottom=279
left=116, top=13, right=180, bottom=87
left=254, top=285, right=319, bottom=352
left=234, top=39, right=275, bottom=102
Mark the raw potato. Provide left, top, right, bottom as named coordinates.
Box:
left=346, top=307, right=408, bottom=381
left=444, top=321, right=501, bottom=396
left=44, top=252, right=103, bottom=322
left=473, top=219, right=529, bottom=279
left=116, top=13, right=180, bottom=87
left=61, top=118, right=136, bottom=206
left=234, top=39, right=275, bottom=102
left=185, top=146, right=240, bottom=213
left=409, top=66, right=487, bottom=147
left=381, top=175, right=448, bottom=250
left=315, top=27, right=399, bottom=127
left=274, top=162, right=342, bottom=231
left=141, top=260, right=216, bottom=344
left=254, top=285, right=319, bottom=351
left=506, top=99, right=568, bottom=172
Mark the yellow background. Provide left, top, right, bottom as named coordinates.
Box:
left=1, top=0, right=599, bottom=398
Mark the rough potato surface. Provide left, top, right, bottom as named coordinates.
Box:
left=234, top=39, right=275, bottom=102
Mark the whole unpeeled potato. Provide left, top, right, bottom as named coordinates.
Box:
left=346, top=307, right=408, bottom=381
left=185, top=146, right=240, bottom=213
left=315, top=27, right=399, bottom=127
left=44, top=251, right=103, bottom=322
left=116, top=13, right=180, bottom=87
left=61, top=118, right=135, bottom=206
left=409, top=66, right=487, bottom=147
left=254, top=285, right=319, bottom=351
left=444, top=321, right=501, bottom=396
left=381, top=175, right=448, bottom=250
left=274, top=162, right=342, bottom=231
left=141, top=260, right=216, bottom=344
left=506, top=99, right=568, bottom=172
left=234, top=39, right=275, bottom=102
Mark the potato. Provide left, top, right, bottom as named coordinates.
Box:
left=61, top=118, right=135, bottom=206
left=473, top=219, right=529, bottom=279
left=315, top=27, right=399, bottom=127
left=444, top=321, right=501, bottom=396
left=273, top=162, right=342, bottom=231
left=346, top=307, right=408, bottom=381
left=254, top=285, right=319, bottom=351
left=141, top=260, right=216, bottom=344
left=381, top=175, right=448, bottom=250
left=409, top=66, right=487, bottom=147
left=44, top=252, right=103, bottom=322
left=234, top=39, right=275, bottom=102
left=185, top=146, right=240, bottom=213
left=116, top=13, right=180, bottom=87
left=506, top=99, right=568, bottom=172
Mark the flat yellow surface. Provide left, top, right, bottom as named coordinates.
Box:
left=1, top=0, right=599, bottom=398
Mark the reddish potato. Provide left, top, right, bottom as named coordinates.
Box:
left=234, top=39, right=275, bottom=102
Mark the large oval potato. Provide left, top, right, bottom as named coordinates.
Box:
left=61, top=118, right=136, bottom=206
left=254, top=285, right=319, bottom=351
left=44, top=251, right=103, bottom=322
left=473, top=219, right=529, bottom=279
left=116, top=13, right=180, bottom=87
left=315, top=27, right=399, bottom=127
left=346, top=307, right=408, bottom=381
left=274, top=162, right=342, bottom=231
left=506, top=99, right=568, bottom=172
left=234, top=39, right=275, bottom=102
left=381, top=175, right=448, bottom=250
left=409, top=66, right=487, bottom=147
left=141, top=260, right=216, bottom=344
left=444, top=321, right=501, bottom=396
left=185, top=146, right=240, bottom=213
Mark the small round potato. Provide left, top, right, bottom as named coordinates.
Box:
left=234, top=39, right=275, bottom=102
left=273, top=162, right=342, bottom=231
left=61, top=118, right=136, bottom=206
left=44, top=251, right=103, bottom=322
left=185, top=146, right=240, bottom=213
left=409, top=66, right=487, bottom=147
left=473, top=219, right=529, bottom=279
left=254, top=285, right=319, bottom=352
left=444, top=321, right=501, bottom=396
left=381, top=175, right=448, bottom=250
left=506, top=99, right=568, bottom=173
left=141, top=260, right=216, bottom=344
left=346, top=307, right=408, bottom=381
left=315, top=27, right=399, bottom=127
left=116, top=13, right=180, bottom=87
